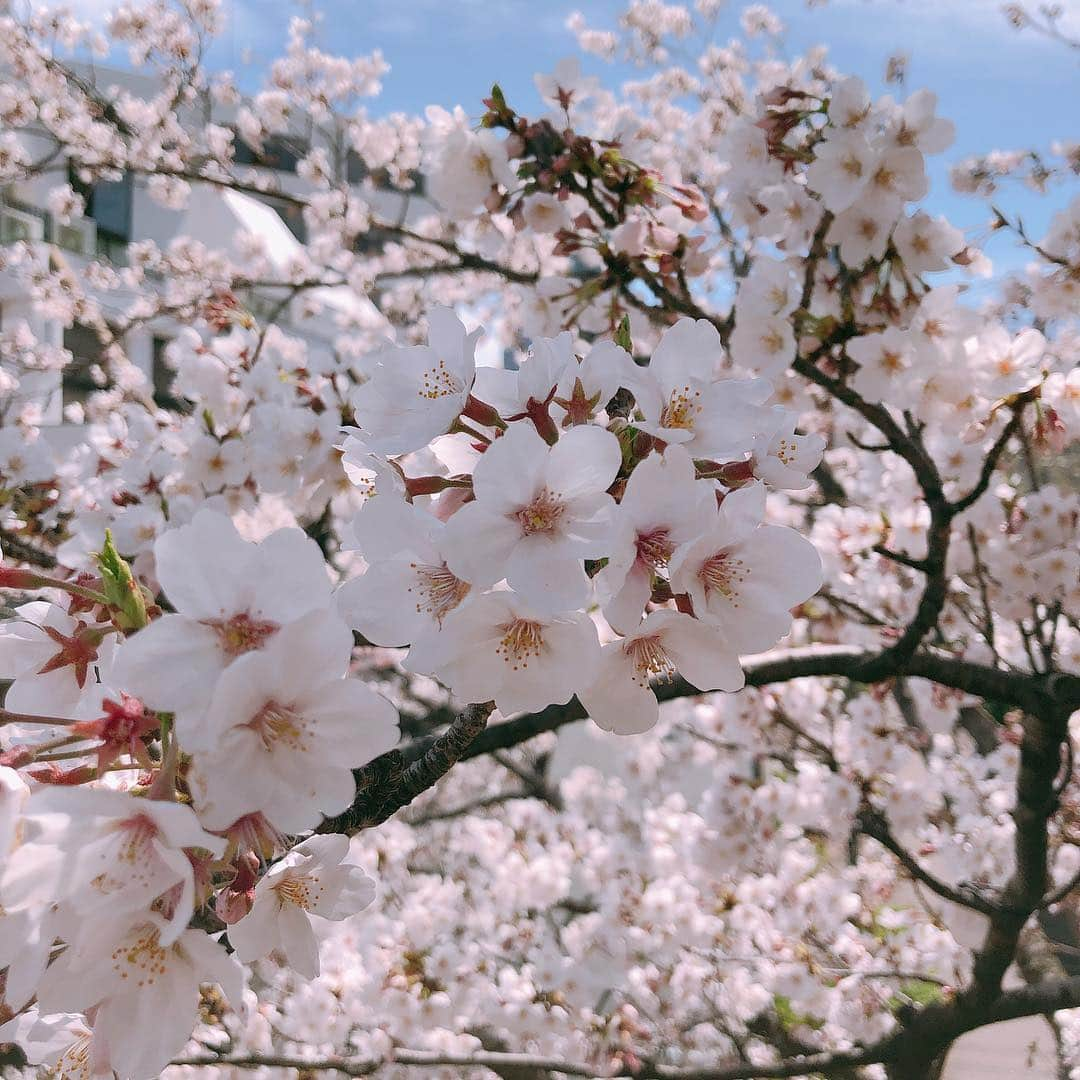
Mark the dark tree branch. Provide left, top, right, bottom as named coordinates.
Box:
left=171, top=973, right=1080, bottom=1078
left=856, top=807, right=1001, bottom=916
left=316, top=702, right=493, bottom=834
left=322, top=646, right=1080, bottom=839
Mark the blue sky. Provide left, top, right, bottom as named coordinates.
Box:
left=72, top=0, right=1080, bottom=278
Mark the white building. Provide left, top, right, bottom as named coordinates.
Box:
left=0, top=63, right=428, bottom=439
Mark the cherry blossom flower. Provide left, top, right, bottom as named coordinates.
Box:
left=580, top=610, right=744, bottom=734
left=35, top=919, right=243, bottom=1080
left=442, top=423, right=621, bottom=614
left=336, top=495, right=471, bottom=648
left=884, top=88, right=955, bottom=154
left=849, top=327, right=917, bottom=406
left=750, top=411, right=827, bottom=490
left=350, top=307, right=483, bottom=455
left=730, top=306, right=797, bottom=377
left=535, top=56, right=599, bottom=108
left=522, top=192, right=570, bottom=234
left=975, top=325, right=1046, bottom=399
left=427, top=116, right=517, bottom=218
left=893, top=210, right=964, bottom=273
left=112, top=510, right=333, bottom=749
left=1, top=786, right=226, bottom=947
left=187, top=610, right=399, bottom=833
left=406, top=590, right=601, bottom=714
left=668, top=483, right=823, bottom=652
left=0, top=1011, right=112, bottom=1080
left=227, top=833, right=376, bottom=979
left=0, top=427, right=54, bottom=485
left=805, top=130, right=879, bottom=212
left=626, top=318, right=774, bottom=456
left=595, top=445, right=714, bottom=632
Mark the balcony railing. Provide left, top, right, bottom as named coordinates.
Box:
left=0, top=202, right=46, bottom=245
left=0, top=199, right=128, bottom=266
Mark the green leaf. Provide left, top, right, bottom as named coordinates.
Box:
left=898, top=979, right=944, bottom=1007
left=95, top=529, right=149, bottom=631
left=614, top=314, right=633, bottom=355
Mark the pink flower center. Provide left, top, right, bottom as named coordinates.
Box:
left=495, top=618, right=546, bottom=670
left=624, top=634, right=677, bottom=687
left=636, top=526, right=675, bottom=569
left=248, top=700, right=308, bottom=753
left=204, top=611, right=280, bottom=657
left=698, top=550, right=748, bottom=603
left=660, top=385, right=701, bottom=431
left=224, top=812, right=287, bottom=859
left=115, top=813, right=157, bottom=865
left=409, top=562, right=471, bottom=624
left=515, top=488, right=566, bottom=536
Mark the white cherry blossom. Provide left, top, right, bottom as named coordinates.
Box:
left=112, top=510, right=333, bottom=749
left=669, top=483, right=823, bottom=653
left=406, top=590, right=601, bottom=715
left=580, top=610, right=744, bottom=735
left=187, top=610, right=399, bottom=833
left=442, top=423, right=620, bottom=614
left=35, top=919, right=243, bottom=1080
left=595, top=445, right=714, bottom=632
left=350, top=307, right=482, bottom=456
left=227, top=833, right=376, bottom=979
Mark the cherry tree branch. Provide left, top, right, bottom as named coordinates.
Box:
left=855, top=806, right=1001, bottom=917
left=172, top=1048, right=608, bottom=1077
left=170, top=972, right=1080, bottom=1078
left=326, top=645, right=1080, bottom=841
left=316, top=702, right=493, bottom=833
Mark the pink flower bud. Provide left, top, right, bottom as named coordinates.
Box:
left=215, top=883, right=254, bottom=925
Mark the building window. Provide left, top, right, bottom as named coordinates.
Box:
left=232, top=131, right=310, bottom=174
left=67, top=163, right=133, bottom=263
left=263, top=197, right=307, bottom=244
left=151, top=335, right=173, bottom=406
left=346, top=150, right=367, bottom=185
left=150, top=335, right=191, bottom=412
left=62, top=323, right=109, bottom=408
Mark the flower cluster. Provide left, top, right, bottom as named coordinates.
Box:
left=0, top=0, right=1077, bottom=1077
left=0, top=516, right=397, bottom=1077
left=339, top=308, right=823, bottom=734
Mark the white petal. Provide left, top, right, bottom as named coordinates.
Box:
left=470, top=422, right=548, bottom=509
left=545, top=425, right=621, bottom=499
left=663, top=613, right=745, bottom=692
left=505, top=540, right=588, bottom=614
left=112, top=615, right=223, bottom=719
left=225, top=897, right=281, bottom=964
left=154, top=510, right=252, bottom=619
left=278, top=900, right=321, bottom=980
left=253, top=527, right=333, bottom=622
left=442, top=503, right=520, bottom=586
left=578, top=645, right=659, bottom=735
